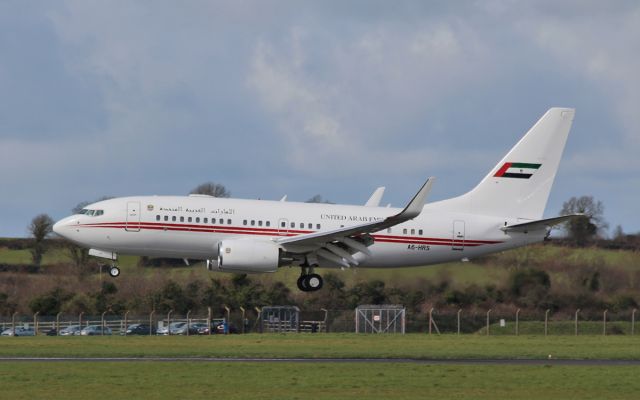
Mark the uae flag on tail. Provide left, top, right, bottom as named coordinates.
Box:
left=494, top=162, right=542, bottom=179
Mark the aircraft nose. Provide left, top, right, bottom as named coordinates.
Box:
left=52, top=217, right=75, bottom=239
left=52, top=220, right=62, bottom=235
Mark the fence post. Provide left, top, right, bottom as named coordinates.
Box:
left=124, top=310, right=130, bottom=336
left=207, top=307, right=212, bottom=336
left=149, top=310, right=155, bottom=337
left=515, top=309, right=520, bottom=336
left=167, top=310, right=173, bottom=336
left=101, top=310, right=108, bottom=336
left=56, top=312, right=61, bottom=336
left=632, top=309, right=637, bottom=336
left=603, top=309, right=608, bottom=336
left=12, top=311, right=18, bottom=336
left=186, top=310, right=191, bottom=336
left=457, top=309, right=462, bottom=335
left=79, top=311, right=84, bottom=330
left=575, top=309, right=580, bottom=336
left=33, top=311, right=39, bottom=336
left=321, top=308, right=328, bottom=333
left=428, top=308, right=434, bottom=335
left=544, top=309, right=550, bottom=337
left=224, top=306, right=231, bottom=335
left=486, top=309, right=492, bottom=336
left=255, top=307, right=262, bottom=333
left=240, top=307, right=247, bottom=334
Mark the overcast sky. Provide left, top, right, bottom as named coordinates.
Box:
left=1, top=1, right=639, bottom=237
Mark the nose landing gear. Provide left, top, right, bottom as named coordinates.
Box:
left=108, top=265, right=120, bottom=278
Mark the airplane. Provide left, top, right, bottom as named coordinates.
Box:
left=53, top=108, right=582, bottom=292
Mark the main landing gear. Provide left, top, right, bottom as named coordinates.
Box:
left=297, top=265, right=323, bottom=292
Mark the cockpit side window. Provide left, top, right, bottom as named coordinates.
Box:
left=79, top=208, right=104, bottom=217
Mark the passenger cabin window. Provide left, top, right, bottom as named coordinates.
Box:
left=411, top=229, right=415, bottom=235
left=300, top=223, right=304, bottom=229
left=212, top=218, right=216, bottom=224
left=290, top=222, right=295, bottom=228
left=219, top=219, right=224, bottom=225
left=308, top=223, right=312, bottom=229
left=180, top=216, right=184, bottom=222
left=317, top=224, right=321, bottom=229
left=403, top=229, right=407, bottom=235
left=266, top=221, right=270, bottom=227
left=227, top=219, right=231, bottom=224
left=387, top=228, right=392, bottom=233
left=188, top=217, right=192, bottom=223
left=156, top=215, right=160, bottom=221
left=281, top=221, right=286, bottom=228
left=258, top=221, right=263, bottom=227
left=203, top=218, right=208, bottom=223
left=196, top=217, right=200, bottom=223
left=419, top=229, right=423, bottom=235
left=172, top=216, right=176, bottom=222
left=243, top=220, right=247, bottom=226
left=164, top=216, right=168, bottom=222
left=251, top=220, right=255, bottom=226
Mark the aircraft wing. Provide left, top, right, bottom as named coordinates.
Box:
left=275, top=178, right=434, bottom=266
left=364, top=187, right=385, bottom=207
left=501, top=214, right=586, bottom=233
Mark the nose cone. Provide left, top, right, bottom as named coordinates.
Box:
left=52, top=216, right=76, bottom=239
left=52, top=220, right=63, bottom=236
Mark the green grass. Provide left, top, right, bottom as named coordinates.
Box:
left=1, top=362, right=639, bottom=400
left=480, top=321, right=634, bottom=336
left=2, top=334, right=640, bottom=360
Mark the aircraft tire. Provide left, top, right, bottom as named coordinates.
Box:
left=109, top=266, right=121, bottom=278
left=307, top=274, right=323, bottom=291
left=297, top=275, right=308, bottom=291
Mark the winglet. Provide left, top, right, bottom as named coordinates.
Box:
left=395, top=178, right=434, bottom=220
left=364, top=187, right=386, bottom=207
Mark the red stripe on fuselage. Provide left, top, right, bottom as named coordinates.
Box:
left=76, top=221, right=503, bottom=247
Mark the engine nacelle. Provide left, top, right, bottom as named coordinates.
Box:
left=217, top=239, right=281, bottom=273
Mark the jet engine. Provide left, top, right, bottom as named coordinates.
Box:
left=217, top=239, right=283, bottom=273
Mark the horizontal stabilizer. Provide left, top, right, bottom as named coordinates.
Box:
left=501, top=214, right=586, bottom=233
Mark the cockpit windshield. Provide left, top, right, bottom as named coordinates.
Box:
left=78, top=209, right=104, bottom=217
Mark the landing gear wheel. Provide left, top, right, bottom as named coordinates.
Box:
left=296, top=275, right=308, bottom=291
left=306, top=274, right=323, bottom=291
left=109, top=266, right=120, bottom=278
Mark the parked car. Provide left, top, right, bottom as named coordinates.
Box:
left=156, top=321, right=187, bottom=335
left=1, top=327, right=35, bottom=336
left=187, top=322, right=208, bottom=335
left=80, top=325, right=112, bottom=336
left=121, top=323, right=155, bottom=335
left=197, top=319, right=238, bottom=335
left=44, top=328, right=58, bottom=336
left=59, top=325, right=82, bottom=336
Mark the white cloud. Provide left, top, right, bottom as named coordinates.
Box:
left=247, top=22, right=493, bottom=176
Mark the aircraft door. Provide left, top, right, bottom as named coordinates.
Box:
left=452, top=220, right=465, bottom=251
left=126, top=201, right=141, bottom=232
left=277, top=218, right=289, bottom=236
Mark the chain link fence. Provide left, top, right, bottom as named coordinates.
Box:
left=1, top=307, right=637, bottom=336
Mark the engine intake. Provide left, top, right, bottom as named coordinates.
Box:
left=217, top=239, right=282, bottom=273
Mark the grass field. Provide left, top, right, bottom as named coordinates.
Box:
left=2, top=334, right=640, bottom=399
left=1, top=362, right=639, bottom=400
left=2, top=334, right=640, bottom=360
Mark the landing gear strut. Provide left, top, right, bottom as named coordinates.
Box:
left=297, top=265, right=323, bottom=292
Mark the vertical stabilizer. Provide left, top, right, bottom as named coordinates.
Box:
left=455, top=108, right=575, bottom=220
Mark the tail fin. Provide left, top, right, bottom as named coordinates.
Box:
left=456, top=108, right=575, bottom=220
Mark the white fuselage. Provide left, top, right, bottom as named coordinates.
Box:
left=53, top=195, right=543, bottom=269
